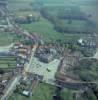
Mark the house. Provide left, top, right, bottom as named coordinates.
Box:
left=22, top=90, right=30, bottom=97
left=17, top=53, right=27, bottom=59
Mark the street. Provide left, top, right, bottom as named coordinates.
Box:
left=1, top=75, right=21, bottom=100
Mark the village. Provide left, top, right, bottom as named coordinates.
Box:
left=0, top=0, right=98, bottom=100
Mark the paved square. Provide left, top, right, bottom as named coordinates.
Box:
left=29, top=57, right=60, bottom=82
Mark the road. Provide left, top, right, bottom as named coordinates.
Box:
left=25, top=45, right=38, bottom=72
left=1, top=75, right=21, bottom=100
left=0, top=7, right=5, bottom=16
left=93, top=49, right=98, bottom=59
left=6, top=17, right=13, bottom=28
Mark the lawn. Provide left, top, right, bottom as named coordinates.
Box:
left=9, top=83, right=55, bottom=100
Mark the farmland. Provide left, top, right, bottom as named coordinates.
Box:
left=20, top=17, right=84, bottom=42
left=8, top=0, right=98, bottom=43
left=0, top=56, right=17, bottom=69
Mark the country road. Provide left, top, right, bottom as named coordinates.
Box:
left=25, top=45, right=38, bottom=72
left=1, top=75, right=21, bottom=100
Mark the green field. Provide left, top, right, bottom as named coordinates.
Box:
left=20, top=17, right=84, bottom=42
left=9, top=83, right=55, bottom=100
left=9, top=82, right=76, bottom=100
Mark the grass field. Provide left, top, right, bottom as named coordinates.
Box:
left=8, top=82, right=75, bottom=100
left=9, top=83, right=55, bottom=100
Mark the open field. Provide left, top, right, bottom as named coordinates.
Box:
left=9, top=83, right=55, bottom=100
left=20, top=17, right=85, bottom=42
left=8, top=82, right=75, bottom=100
